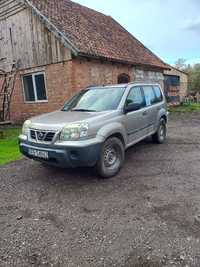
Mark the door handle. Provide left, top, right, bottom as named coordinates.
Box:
left=142, top=111, right=148, bottom=116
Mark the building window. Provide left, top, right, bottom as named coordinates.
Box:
left=23, top=72, right=47, bottom=102
left=118, top=73, right=130, bottom=84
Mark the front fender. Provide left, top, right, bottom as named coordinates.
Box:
left=96, top=122, right=127, bottom=144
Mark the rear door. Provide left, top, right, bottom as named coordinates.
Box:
left=142, top=85, right=161, bottom=134
left=124, top=86, right=147, bottom=144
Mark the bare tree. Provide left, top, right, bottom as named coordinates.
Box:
left=174, top=58, right=187, bottom=70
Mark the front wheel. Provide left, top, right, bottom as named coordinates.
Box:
left=96, top=137, right=125, bottom=178
left=152, top=118, right=167, bottom=144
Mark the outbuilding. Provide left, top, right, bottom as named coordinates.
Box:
left=164, top=66, right=188, bottom=104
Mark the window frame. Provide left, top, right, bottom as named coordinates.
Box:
left=124, top=86, right=146, bottom=111
left=142, top=85, right=163, bottom=107
left=22, top=72, right=48, bottom=103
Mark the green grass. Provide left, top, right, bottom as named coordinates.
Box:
left=0, top=127, right=22, bottom=165
left=168, top=103, right=200, bottom=113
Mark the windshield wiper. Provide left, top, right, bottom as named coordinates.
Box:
left=72, top=108, right=97, bottom=112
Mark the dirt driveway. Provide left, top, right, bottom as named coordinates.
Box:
left=1, top=113, right=200, bottom=267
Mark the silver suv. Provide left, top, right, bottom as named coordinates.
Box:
left=19, top=83, right=168, bottom=178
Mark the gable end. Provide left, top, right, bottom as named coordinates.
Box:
left=19, top=0, right=79, bottom=56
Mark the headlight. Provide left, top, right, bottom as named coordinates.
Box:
left=60, top=123, right=89, bottom=141
left=22, top=120, right=32, bottom=135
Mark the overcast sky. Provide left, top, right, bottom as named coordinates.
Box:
left=74, top=0, right=200, bottom=65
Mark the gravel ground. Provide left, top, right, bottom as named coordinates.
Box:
left=1, top=113, right=200, bottom=267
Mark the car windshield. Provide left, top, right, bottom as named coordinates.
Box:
left=62, top=87, right=126, bottom=112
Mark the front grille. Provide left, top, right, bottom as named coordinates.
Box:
left=30, top=130, right=56, bottom=143
left=30, top=130, right=36, bottom=139
left=45, top=132, right=56, bottom=142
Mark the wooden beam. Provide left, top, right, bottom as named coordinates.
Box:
left=0, top=7, right=26, bottom=21
left=0, top=0, right=25, bottom=21
left=0, top=0, right=16, bottom=9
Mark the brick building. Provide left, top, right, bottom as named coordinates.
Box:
left=0, top=0, right=169, bottom=123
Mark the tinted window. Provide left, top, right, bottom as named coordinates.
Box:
left=143, top=86, right=156, bottom=106
left=153, top=86, right=163, bottom=103
left=126, top=87, right=145, bottom=107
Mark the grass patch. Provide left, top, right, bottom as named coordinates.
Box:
left=168, top=103, right=200, bottom=113
left=0, top=127, right=22, bottom=165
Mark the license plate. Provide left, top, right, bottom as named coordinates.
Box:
left=28, top=149, right=49, bottom=159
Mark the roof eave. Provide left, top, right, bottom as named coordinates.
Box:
left=77, top=52, right=170, bottom=71
left=167, top=65, right=189, bottom=75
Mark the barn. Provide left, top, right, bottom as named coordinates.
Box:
left=0, top=0, right=169, bottom=123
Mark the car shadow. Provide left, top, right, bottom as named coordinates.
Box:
left=36, top=137, right=153, bottom=182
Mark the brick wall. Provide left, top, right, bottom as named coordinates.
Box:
left=70, top=58, right=135, bottom=91
left=10, top=61, right=71, bottom=123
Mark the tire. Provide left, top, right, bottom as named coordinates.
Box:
left=96, top=137, right=125, bottom=178
left=152, top=118, right=167, bottom=144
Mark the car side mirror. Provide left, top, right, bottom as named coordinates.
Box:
left=124, top=103, right=141, bottom=113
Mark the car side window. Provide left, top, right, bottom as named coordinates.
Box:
left=126, top=87, right=145, bottom=107
left=153, top=86, right=163, bottom=103
left=143, top=86, right=156, bottom=106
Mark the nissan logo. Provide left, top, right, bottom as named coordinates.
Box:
left=37, top=132, right=45, bottom=140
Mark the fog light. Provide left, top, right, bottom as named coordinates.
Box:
left=70, top=150, right=79, bottom=160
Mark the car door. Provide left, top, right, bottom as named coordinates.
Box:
left=124, top=86, right=148, bottom=144
left=142, top=85, right=158, bottom=134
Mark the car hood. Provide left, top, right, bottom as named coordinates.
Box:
left=30, top=110, right=114, bottom=131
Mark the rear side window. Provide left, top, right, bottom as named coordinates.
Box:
left=153, top=86, right=163, bottom=103
left=126, top=86, right=145, bottom=107
left=143, top=86, right=156, bottom=106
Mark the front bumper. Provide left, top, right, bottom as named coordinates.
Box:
left=19, top=139, right=102, bottom=168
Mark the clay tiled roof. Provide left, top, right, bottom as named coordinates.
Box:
left=28, top=0, right=168, bottom=69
